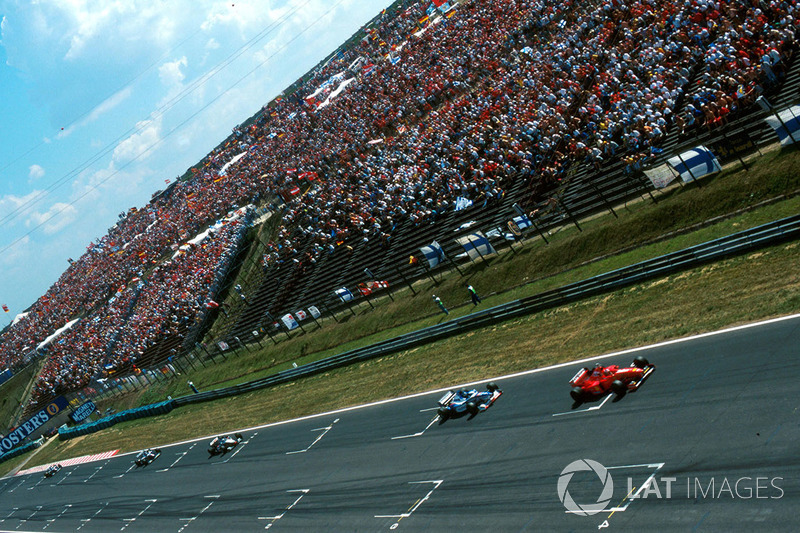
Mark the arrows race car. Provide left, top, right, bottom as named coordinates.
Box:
left=134, top=448, right=161, bottom=467
left=208, top=433, right=243, bottom=457
left=569, top=356, right=655, bottom=402
left=437, top=382, right=502, bottom=420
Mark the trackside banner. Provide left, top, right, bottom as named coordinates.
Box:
left=69, top=400, right=97, bottom=423
left=0, top=396, right=69, bottom=452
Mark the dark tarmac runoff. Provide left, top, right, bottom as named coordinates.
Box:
left=1, top=314, right=798, bottom=532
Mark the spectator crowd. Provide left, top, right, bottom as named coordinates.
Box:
left=1, top=0, right=796, bottom=411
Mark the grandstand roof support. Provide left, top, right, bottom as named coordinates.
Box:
left=394, top=267, right=416, bottom=295
left=557, top=197, right=583, bottom=232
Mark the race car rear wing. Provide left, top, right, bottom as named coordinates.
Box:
left=569, top=368, right=588, bottom=385
left=438, top=391, right=456, bottom=406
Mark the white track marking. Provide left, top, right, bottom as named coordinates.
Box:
left=55, top=469, right=73, bottom=486
left=120, top=499, right=157, bottom=531
left=136, top=314, right=800, bottom=453
left=391, top=415, right=440, bottom=440
left=76, top=502, right=107, bottom=531
left=418, top=407, right=439, bottom=412
left=375, top=480, right=443, bottom=529
left=159, top=443, right=197, bottom=472
left=258, top=489, right=309, bottom=529
left=225, top=433, right=255, bottom=461
left=559, top=462, right=665, bottom=530
left=15, top=506, right=42, bottom=530
left=83, top=460, right=109, bottom=483
left=177, top=495, right=219, bottom=533
left=563, top=462, right=666, bottom=514
left=42, top=504, right=71, bottom=530
left=1, top=314, right=792, bottom=480
left=27, top=476, right=48, bottom=490
left=604, top=463, right=666, bottom=512
left=214, top=433, right=256, bottom=464
left=552, top=393, right=614, bottom=417
left=286, top=419, right=339, bottom=454
left=0, top=507, right=19, bottom=523
left=115, top=464, right=137, bottom=478
left=7, top=478, right=27, bottom=493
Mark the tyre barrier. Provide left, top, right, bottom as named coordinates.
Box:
left=57, top=400, right=175, bottom=441
left=0, top=439, right=42, bottom=465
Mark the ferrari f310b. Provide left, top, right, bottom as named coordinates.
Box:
left=569, top=356, right=655, bottom=402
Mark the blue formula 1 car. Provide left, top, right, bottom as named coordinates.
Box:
left=437, top=383, right=502, bottom=420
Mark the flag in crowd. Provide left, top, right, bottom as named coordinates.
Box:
left=335, top=287, right=354, bottom=302
left=281, top=313, right=299, bottom=330
left=419, top=240, right=446, bottom=268
left=764, top=105, right=800, bottom=146
left=643, top=163, right=677, bottom=189
left=512, top=215, right=532, bottom=230
left=454, top=196, right=473, bottom=211
left=456, top=231, right=497, bottom=261
left=358, top=280, right=389, bottom=295
left=667, top=145, right=721, bottom=183
left=2, top=304, right=9, bottom=313
left=506, top=214, right=533, bottom=236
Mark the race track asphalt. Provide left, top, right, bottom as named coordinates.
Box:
left=1, top=315, right=798, bottom=532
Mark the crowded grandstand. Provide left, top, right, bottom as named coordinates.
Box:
left=1, top=0, right=798, bottom=429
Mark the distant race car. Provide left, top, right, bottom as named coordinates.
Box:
left=43, top=464, right=62, bottom=478
left=437, top=383, right=502, bottom=420
left=208, top=433, right=243, bottom=457
left=569, top=356, right=655, bottom=402
left=134, top=448, right=162, bottom=467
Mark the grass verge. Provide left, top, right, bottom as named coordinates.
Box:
left=99, top=190, right=800, bottom=408
left=3, top=147, right=799, bottom=476
left=7, top=235, right=797, bottom=476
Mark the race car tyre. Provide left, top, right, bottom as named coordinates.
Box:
left=570, top=387, right=584, bottom=402
left=633, top=356, right=649, bottom=368
left=235, top=433, right=243, bottom=442
left=486, top=382, right=499, bottom=392
left=466, top=401, right=479, bottom=415
left=611, top=380, right=627, bottom=395
left=437, top=407, right=449, bottom=420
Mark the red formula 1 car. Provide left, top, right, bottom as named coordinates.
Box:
left=569, top=356, right=655, bottom=402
